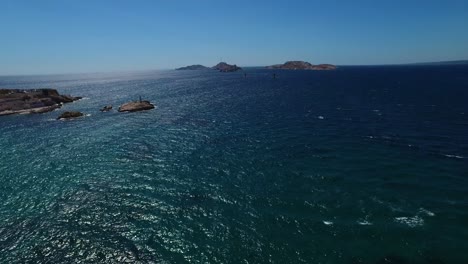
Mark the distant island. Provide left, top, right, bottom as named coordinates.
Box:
left=0, top=89, right=81, bottom=116
left=176, top=64, right=210, bottom=70
left=212, top=62, right=241, bottom=72
left=267, top=61, right=337, bottom=70
left=176, top=61, right=337, bottom=72
left=176, top=62, right=241, bottom=72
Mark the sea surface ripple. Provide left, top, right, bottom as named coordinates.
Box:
left=0, top=66, right=467, bottom=263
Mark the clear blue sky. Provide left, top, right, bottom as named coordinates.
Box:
left=1, top=0, right=468, bottom=75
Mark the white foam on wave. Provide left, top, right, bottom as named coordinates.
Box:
left=444, top=154, right=465, bottom=159
left=323, top=221, right=333, bottom=226
left=419, top=208, right=435, bottom=217
left=317, top=116, right=325, bottom=120
left=116, top=158, right=130, bottom=163
left=357, top=220, right=373, bottom=225
left=394, top=216, right=424, bottom=227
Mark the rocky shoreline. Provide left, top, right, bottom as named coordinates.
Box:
left=0, top=89, right=157, bottom=120
left=0, top=89, right=81, bottom=116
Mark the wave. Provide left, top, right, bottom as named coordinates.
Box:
left=357, top=220, right=373, bottom=225
left=443, top=154, right=465, bottom=159
left=394, top=216, right=424, bottom=227
left=419, top=208, right=435, bottom=217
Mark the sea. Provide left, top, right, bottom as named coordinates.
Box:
left=0, top=66, right=467, bottom=263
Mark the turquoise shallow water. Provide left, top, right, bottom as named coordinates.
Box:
left=0, top=66, right=467, bottom=263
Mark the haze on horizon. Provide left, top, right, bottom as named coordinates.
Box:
left=1, top=0, right=468, bottom=75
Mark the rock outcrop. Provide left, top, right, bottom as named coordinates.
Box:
left=100, top=105, right=113, bottom=112
left=118, top=101, right=155, bottom=112
left=212, top=62, right=242, bottom=72
left=267, top=61, right=337, bottom=70
left=0, top=89, right=82, bottom=116
left=176, top=65, right=210, bottom=70
left=57, top=111, right=83, bottom=120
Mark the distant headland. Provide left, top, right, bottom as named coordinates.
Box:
left=267, top=61, right=337, bottom=70
left=176, top=62, right=241, bottom=72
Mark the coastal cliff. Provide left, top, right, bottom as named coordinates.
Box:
left=0, top=89, right=82, bottom=116
left=267, top=61, right=337, bottom=70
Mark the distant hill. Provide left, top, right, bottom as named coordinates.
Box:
left=267, top=61, right=337, bottom=70
left=408, top=60, right=468, bottom=65
left=176, top=64, right=210, bottom=70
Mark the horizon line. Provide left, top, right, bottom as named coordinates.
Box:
left=1, top=59, right=467, bottom=77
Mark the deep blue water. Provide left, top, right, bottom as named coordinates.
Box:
left=0, top=66, right=467, bottom=263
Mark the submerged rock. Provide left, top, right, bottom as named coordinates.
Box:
left=267, top=61, right=337, bottom=70
left=57, top=111, right=84, bottom=120
left=0, top=89, right=82, bottom=116
left=100, top=105, right=113, bottom=112
left=118, top=101, right=155, bottom=112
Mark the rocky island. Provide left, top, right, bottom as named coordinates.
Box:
left=0, top=89, right=82, bottom=116
left=212, top=62, right=242, bottom=72
left=57, top=111, right=84, bottom=120
left=267, top=61, right=337, bottom=70
left=176, top=65, right=210, bottom=70
left=176, top=62, right=242, bottom=72
left=118, top=100, right=155, bottom=112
